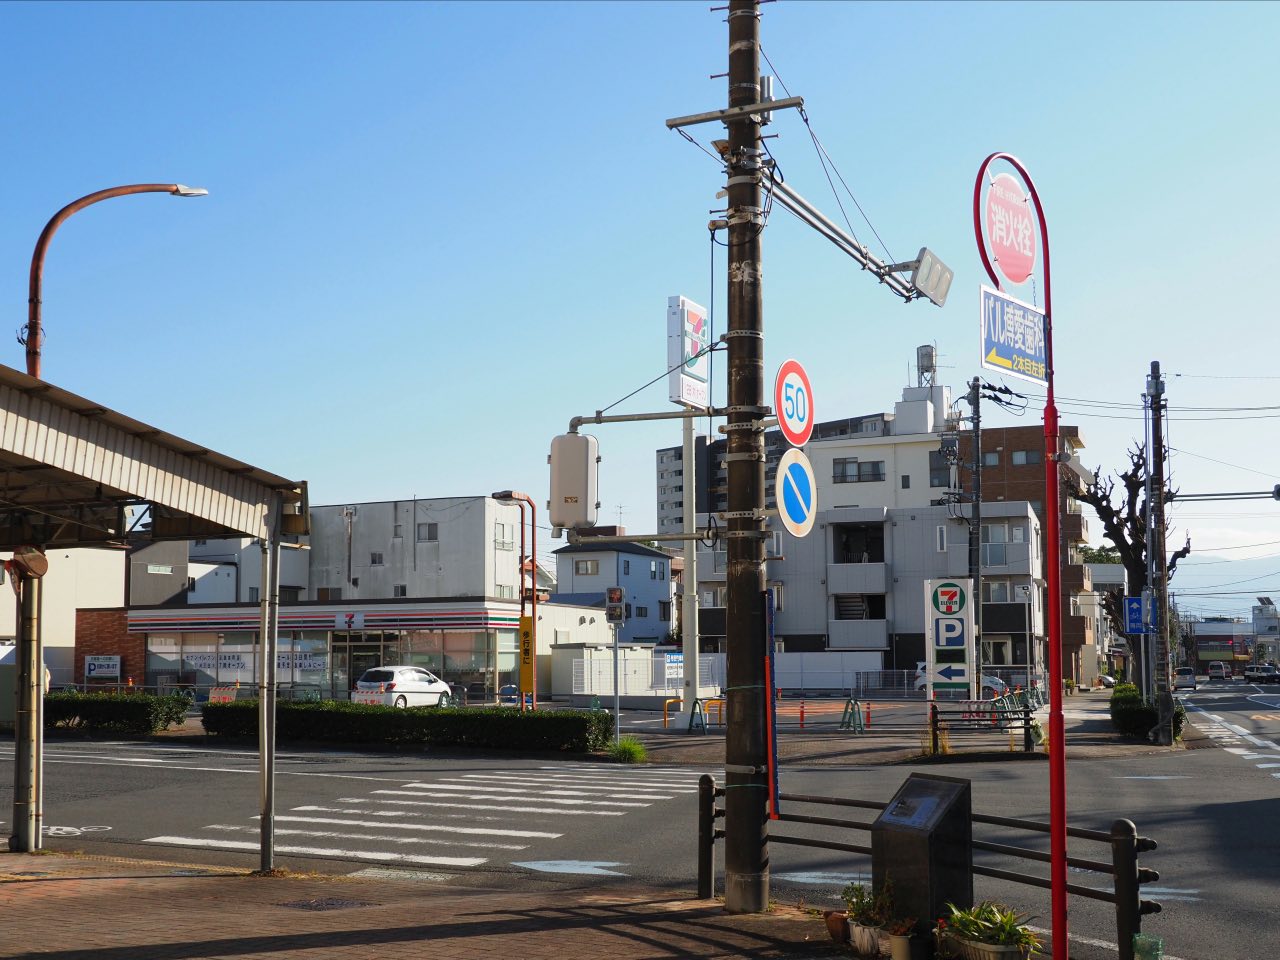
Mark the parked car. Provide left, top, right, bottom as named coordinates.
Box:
left=1244, top=663, right=1279, bottom=684
left=499, top=684, right=519, bottom=705
left=352, top=666, right=454, bottom=708
left=1173, top=667, right=1197, bottom=691
left=1098, top=673, right=1117, bottom=688
left=914, top=662, right=1008, bottom=698
left=1207, top=661, right=1230, bottom=680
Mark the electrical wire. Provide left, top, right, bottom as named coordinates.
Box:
left=599, top=340, right=725, bottom=415
left=1168, top=446, right=1279, bottom=480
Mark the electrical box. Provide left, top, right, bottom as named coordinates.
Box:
left=549, top=433, right=600, bottom=530
left=872, top=773, right=972, bottom=946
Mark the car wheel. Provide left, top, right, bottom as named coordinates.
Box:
left=393, top=695, right=408, bottom=708
left=437, top=692, right=453, bottom=708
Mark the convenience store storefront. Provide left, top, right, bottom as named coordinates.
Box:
left=128, top=601, right=521, bottom=700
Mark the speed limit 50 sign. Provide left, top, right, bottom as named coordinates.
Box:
left=774, top=358, right=815, bottom=447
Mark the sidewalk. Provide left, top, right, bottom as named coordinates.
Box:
left=0, top=853, right=842, bottom=960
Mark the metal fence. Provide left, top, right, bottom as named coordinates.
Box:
left=698, top=778, right=1161, bottom=960
left=571, top=655, right=724, bottom=696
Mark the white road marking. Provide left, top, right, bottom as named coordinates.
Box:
left=1257, top=763, right=1280, bottom=769
left=389, top=787, right=650, bottom=807
left=330, top=800, right=507, bottom=822
left=272, top=815, right=560, bottom=839
left=0, top=755, right=417, bottom=782
left=203, top=824, right=527, bottom=851
left=1025, top=925, right=1189, bottom=960
left=364, top=794, right=624, bottom=816
left=430, top=779, right=675, bottom=799
left=513, top=860, right=627, bottom=876
left=143, top=836, right=486, bottom=867
left=460, top=773, right=698, bottom=791
left=349, top=867, right=454, bottom=882
left=1116, top=776, right=1191, bottom=780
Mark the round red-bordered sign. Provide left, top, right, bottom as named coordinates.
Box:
left=774, top=359, right=815, bottom=447
left=984, top=172, right=1036, bottom=286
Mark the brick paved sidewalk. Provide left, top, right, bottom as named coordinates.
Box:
left=0, top=853, right=843, bottom=960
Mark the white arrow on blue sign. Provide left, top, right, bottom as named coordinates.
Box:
left=1124, top=596, right=1148, bottom=634
left=776, top=448, right=817, bottom=538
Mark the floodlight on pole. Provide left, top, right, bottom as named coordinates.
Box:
left=26, top=182, right=209, bottom=379
left=882, top=247, right=954, bottom=307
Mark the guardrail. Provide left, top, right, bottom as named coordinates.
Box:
left=697, top=777, right=1161, bottom=960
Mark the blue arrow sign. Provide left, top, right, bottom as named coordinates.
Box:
left=980, top=286, right=1047, bottom=386
left=937, top=665, right=968, bottom=681
left=1124, top=596, right=1147, bottom=634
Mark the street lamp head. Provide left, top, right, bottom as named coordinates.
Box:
left=491, top=490, right=515, bottom=502
left=171, top=185, right=209, bottom=197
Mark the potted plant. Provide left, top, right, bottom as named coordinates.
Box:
left=841, top=881, right=892, bottom=957
left=935, top=901, right=1041, bottom=959
left=884, top=916, right=918, bottom=960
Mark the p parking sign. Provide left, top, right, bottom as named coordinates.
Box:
left=924, top=579, right=974, bottom=695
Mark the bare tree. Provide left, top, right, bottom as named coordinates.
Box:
left=1068, top=444, right=1191, bottom=686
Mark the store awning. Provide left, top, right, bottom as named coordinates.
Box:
left=0, top=364, right=306, bottom=549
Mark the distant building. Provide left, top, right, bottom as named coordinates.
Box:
left=550, top=538, right=675, bottom=646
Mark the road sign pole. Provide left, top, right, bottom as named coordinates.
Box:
left=612, top=623, right=621, bottom=743
left=975, top=153, right=1067, bottom=958
left=723, top=0, right=768, bottom=915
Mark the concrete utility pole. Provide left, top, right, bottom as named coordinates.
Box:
left=1148, top=361, right=1174, bottom=743
left=722, top=0, right=769, bottom=914
left=966, top=377, right=984, bottom=688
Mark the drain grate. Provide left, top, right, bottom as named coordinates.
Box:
left=277, top=897, right=378, bottom=912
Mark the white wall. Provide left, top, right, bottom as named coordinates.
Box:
left=0, top=548, right=125, bottom=683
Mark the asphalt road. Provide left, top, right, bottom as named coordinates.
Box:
left=2, top=722, right=1276, bottom=960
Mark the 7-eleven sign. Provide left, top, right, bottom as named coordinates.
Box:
left=931, top=581, right=967, bottom=615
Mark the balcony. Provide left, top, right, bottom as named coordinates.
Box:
left=1062, top=563, right=1093, bottom=594
left=1063, top=612, right=1095, bottom=650
left=979, top=542, right=1034, bottom=576
left=827, top=619, right=889, bottom=650
left=826, top=562, right=887, bottom=595
left=1062, top=512, right=1089, bottom=544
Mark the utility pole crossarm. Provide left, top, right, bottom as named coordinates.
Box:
left=665, top=96, right=804, bottom=130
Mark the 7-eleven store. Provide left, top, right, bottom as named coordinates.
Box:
left=106, top=600, right=523, bottom=701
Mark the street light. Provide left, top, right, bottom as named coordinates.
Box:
left=491, top=490, right=538, bottom=710
left=26, top=183, right=208, bottom=379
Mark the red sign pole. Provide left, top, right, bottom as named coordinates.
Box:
left=973, top=152, right=1067, bottom=960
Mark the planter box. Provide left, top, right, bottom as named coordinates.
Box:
left=938, top=934, right=1031, bottom=960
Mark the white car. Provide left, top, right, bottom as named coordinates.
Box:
left=352, top=666, right=454, bottom=708
left=914, top=662, right=1008, bottom=698
left=1173, top=667, right=1197, bottom=691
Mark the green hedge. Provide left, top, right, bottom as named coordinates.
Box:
left=201, top=700, right=614, bottom=753
left=1109, top=683, right=1186, bottom=740
left=44, top=690, right=191, bottom=735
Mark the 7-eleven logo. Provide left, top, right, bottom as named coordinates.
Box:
left=932, top=582, right=966, bottom=614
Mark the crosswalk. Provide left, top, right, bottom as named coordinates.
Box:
left=144, top=763, right=708, bottom=872
left=1186, top=709, right=1280, bottom=779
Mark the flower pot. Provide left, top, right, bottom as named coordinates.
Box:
left=944, top=935, right=1031, bottom=960
left=823, top=910, right=850, bottom=943
left=849, top=921, right=881, bottom=957
left=888, top=932, right=913, bottom=960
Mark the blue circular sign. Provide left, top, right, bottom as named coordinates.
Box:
left=776, top=448, right=816, bottom=538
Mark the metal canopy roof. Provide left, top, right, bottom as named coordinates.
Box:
left=0, top=363, right=306, bottom=549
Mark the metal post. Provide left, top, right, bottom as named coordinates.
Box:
left=1024, top=703, right=1034, bottom=753
left=612, top=622, right=621, bottom=742
left=967, top=377, right=984, bottom=692
left=8, top=574, right=40, bottom=852
left=258, top=493, right=282, bottom=872
left=1110, top=819, right=1141, bottom=960
left=931, top=703, right=940, bottom=756
left=1149, top=363, right=1173, bottom=742
left=33, top=578, right=44, bottom=850
left=681, top=416, right=701, bottom=726
left=723, top=0, right=769, bottom=915
left=698, top=774, right=716, bottom=899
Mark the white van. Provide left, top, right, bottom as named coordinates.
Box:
left=1207, top=661, right=1229, bottom=680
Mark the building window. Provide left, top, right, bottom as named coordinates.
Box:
left=901, top=474, right=911, bottom=489
left=651, top=560, right=664, bottom=579
left=982, top=451, right=999, bottom=467
left=249, top=587, right=259, bottom=603
left=928, top=450, right=951, bottom=487
left=982, top=580, right=1011, bottom=603
left=575, top=559, right=599, bottom=576
left=635, top=606, right=649, bottom=618
left=1012, top=449, right=1042, bottom=466
left=194, top=539, right=207, bottom=546
left=659, top=600, right=671, bottom=621
left=494, top=521, right=514, bottom=550
left=317, top=587, right=342, bottom=602
left=370, top=552, right=384, bottom=566
left=417, top=522, right=438, bottom=542
left=393, top=524, right=403, bottom=538
left=624, top=560, right=630, bottom=575
left=187, top=577, right=196, bottom=593
left=834, top=458, right=886, bottom=483
left=393, top=584, right=407, bottom=598
left=280, top=586, right=302, bottom=602
left=494, top=584, right=514, bottom=599
left=936, top=525, right=947, bottom=553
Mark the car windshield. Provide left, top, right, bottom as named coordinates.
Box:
left=360, top=669, right=396, bottom=683
left=1176, top=668, right=1192, bottom=676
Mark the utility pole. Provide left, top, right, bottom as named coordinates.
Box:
left=965, top=377, right=984, bottom=690
left=722, top=0, right=769, bottom=914
left=1148, top=361, right=1173, bottom=743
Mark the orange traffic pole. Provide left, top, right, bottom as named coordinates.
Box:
left=799, top=700, right=806, bottom=729
left=865, top=702, right=871, bottom=729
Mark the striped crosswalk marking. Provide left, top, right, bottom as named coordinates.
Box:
left=145, top=836, right=487, bottom=867
left=387, top=787, right=651, bottom=807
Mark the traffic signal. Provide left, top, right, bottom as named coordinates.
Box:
left=606, top=586, right=625, bottom=624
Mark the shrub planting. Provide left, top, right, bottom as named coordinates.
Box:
left=44, top=690, right=191, bottom=735
left=1109, top=683, right=1186, bottom=740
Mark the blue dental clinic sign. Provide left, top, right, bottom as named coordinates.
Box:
left=980, top=285, right=1047, bottom=387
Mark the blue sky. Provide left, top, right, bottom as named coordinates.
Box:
left=3, top=1, right=1278, bottom=617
